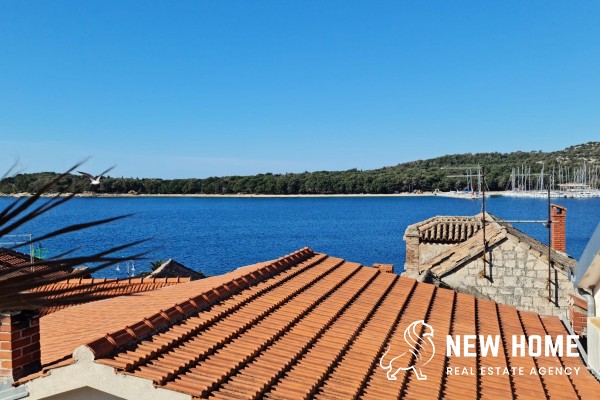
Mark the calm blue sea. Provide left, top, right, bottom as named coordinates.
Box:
left=1, top=196, right=599, bottom=278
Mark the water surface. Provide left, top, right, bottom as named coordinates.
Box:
left=1, top=196, right=598, bottom=277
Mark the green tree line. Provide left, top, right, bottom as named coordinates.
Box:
left=1, top=142, right=598, bottom=195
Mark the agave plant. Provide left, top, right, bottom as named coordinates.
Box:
left=0, top=162, right=147, bottom=311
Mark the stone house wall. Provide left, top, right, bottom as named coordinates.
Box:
left=441, top=237, right=573, bottom=318
left=419, top=243, right=454, bottom=265
left=404, top=227, right=454, bottom=276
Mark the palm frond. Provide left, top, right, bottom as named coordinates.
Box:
left=0, top=162, right=149, bottom=311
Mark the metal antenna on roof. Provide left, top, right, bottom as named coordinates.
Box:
left=503, top=176, right=556, bottom=306
left=481, top=166, right=488, bottom=277
left=442, top=165, right=489, bottom=276
left=0, top=234, right=35, bottom=270
left=442, top=165, right=483, bottom=198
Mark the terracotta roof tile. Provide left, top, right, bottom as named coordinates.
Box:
left=426, top=223, right=506, bottom=276
left=413, top=214, right=576, bottom=277
left=0, top=247, right=74, bottom=281
left=31, top=277, right=191, bottom=316
left=417, top=214, right=575, bottom=277
left=415, top=216, right=483, bottom=243
left=32, top=247, right=599, bottom=399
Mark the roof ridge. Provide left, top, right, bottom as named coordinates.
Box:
left=84, top=247, right=315, bottom=360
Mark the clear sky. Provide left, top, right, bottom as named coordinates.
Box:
left=0, top=1, right=598, bottom=179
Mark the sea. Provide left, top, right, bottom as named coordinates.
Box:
left=1, top=196, right=599, bottom=278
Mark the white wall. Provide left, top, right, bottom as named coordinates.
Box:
left=25, top=346, right=190, bottom=400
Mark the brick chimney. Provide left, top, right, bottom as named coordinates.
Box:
left=403, top=225, right=421, bottom=276
left=0, top=311, right=41, bottom=381
left=551, top=204, right=567, bottom=253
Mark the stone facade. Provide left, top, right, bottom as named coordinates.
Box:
left=403, top=215, right=482, bottom=275
left=440, top=237, right=572, bottom=318
left=403, top=212, right=577, bottom=319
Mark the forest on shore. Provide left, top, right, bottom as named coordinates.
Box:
left=1, top=142, right=599, bottom=195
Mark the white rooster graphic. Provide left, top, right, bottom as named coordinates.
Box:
left=379, top=320, right=435, bottom=381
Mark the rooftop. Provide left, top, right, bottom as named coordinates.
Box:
left=408, top=213, right=576, bottom=276
left=25, top=248, right=599, bottom=399
left=31, top=277, right=192, bottom=317
left=0, top=247, right=74, bottom=281
left=408, top=216, right=483, bottom=244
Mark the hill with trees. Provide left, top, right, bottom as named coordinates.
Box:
left=1, top=142, right=599, bottom=195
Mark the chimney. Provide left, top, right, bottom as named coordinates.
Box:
left=0, top=311, right=41, bottom=381
left=403, top=225, right=421, bottom=276
left=551, top=204, right=567, bottom=253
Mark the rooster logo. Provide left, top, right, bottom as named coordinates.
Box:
left=379, top=320, right=435, bottom=381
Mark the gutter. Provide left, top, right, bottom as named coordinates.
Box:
left=578, top=287, right=596, bottom=318
left=0, top=380, right=28, bottom=400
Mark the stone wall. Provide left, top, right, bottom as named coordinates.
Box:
left=404, top=225, right=454, bottom=276
left=440, top=237, right=573, bottom=318
left=419, top=243, right=454, bottom=265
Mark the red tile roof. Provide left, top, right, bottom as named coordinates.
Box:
left=35, top=248, right=599, bottom=399
left=0, top=247, right=73, bottom=281
left=31, top=277, right=192, bottom=316
left=414, top=216, right=483, bottom=243
left=414, top=214, right=576, bottom=276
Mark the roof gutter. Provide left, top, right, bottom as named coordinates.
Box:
left=578, top=287, right=596, bottom=318
left=0, top=379, right=28, bottom=400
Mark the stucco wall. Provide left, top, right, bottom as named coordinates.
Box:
left=440, top=238, right=573, bottom=317
left=25, top=346, right=190, bottom=400
left=588, top=317, right=600, bottom=375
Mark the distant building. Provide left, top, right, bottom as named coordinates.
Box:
left=403, top=205, right=575, bottom=318
left=1, top=248, right=597, bottom=399
left=147, top=258, right=205, bottom=280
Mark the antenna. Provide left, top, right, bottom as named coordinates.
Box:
left=441, top=165, right=483, bottom=197
left=442, top=165, right=488, bottom=275
left=0, top=234, right=35, bottom=269
left=503, top=178, right=555, bottom=304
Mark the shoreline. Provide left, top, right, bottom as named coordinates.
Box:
left=0, top=191, right=507, bottom=199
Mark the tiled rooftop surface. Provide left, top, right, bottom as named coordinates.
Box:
left=31, top=277, right=191, bottom=316
left=424, top=223, right=506, bottom=276
left=0, top=247, right=73, bottom=281
left=39, top=257, right=283, bottom=365
left=415, top=216, right=483, bottom=243
left=415, top=214, right=575, bottom=276
left=37, top=248, right=598, bottom=399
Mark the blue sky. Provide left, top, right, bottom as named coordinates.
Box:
left=0, top=1, right=598, bottom=179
